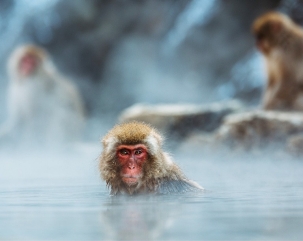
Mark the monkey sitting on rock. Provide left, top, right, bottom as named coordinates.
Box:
left=99, top=121, right=203, bottom=195
left=252, top=11, right=303, bottom=111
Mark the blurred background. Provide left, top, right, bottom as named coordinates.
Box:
left=2, top=0, right=302, bottom=141
left=2, top=1, right=303, bottom=240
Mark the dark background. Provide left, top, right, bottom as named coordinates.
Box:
left=1, top=0, right=302, bottom=126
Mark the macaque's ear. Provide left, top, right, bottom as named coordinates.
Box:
left=145, top=130, right=163, bottom=155
left=102, top=135, right=118, bottom=154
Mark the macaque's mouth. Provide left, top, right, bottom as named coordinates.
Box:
left=121, top=176, right=140, bottom=185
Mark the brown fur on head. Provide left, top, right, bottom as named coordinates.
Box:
left=7, top=44, right=52, bottom=80
left=99, top=121, right=181, bottom=195
left=252, top=12, right=297, bottom=54
left=102, top=121, right=163, bottom=154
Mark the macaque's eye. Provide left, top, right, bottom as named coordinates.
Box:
left=134, top=149, right=143, bottom=155
left=119, top=149, right=130, bottom=156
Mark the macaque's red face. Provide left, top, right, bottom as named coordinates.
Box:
left=117, top=144, right=148, bottom=186
left=19, top=53, right=40, bottom=77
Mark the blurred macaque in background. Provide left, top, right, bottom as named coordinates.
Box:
left=253, top=11, right=303, bottom=111
left=0, top=44, right=86, bottom=146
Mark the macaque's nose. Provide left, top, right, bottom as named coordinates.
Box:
left=128, top=158, right=136, bottom=169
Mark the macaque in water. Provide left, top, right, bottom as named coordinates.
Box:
left=0, top=44, right=85, bottom=145
left=99, top=121, right=203, bottom=195
left=252, top=11, right=303, bottom=111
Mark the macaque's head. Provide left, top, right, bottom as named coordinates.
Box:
left=8, top=45, right=47, bottom=80
left=99, top=121, right=171, bottom=194
left=252, top=12, right=293, bottom=54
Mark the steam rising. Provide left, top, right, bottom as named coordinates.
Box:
left=163, top=0, right=217, bottom=54
left=1, top=1, right=303, bottom=240
left=218, top=51, right=266, bottom=100
left=0, top=0, right=59, bottom=54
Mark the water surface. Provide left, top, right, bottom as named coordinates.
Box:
left=1, top=148, right=303, bottom=240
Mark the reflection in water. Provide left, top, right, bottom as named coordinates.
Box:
left=101, top=196, right=180, bottom=240
left=1, top=149, right=303, bottom=240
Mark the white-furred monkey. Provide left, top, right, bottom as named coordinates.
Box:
left=99, top=121, right=203, bottom=195
left=252, top=12, right=303, bottom=111
left=0, top=44, right=85, bottom=146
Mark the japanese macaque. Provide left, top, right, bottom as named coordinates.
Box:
left=99, top=121, right=203, bottom=195
left=252, top=12, right=303, bottom=111
left=0, top=44, right=85, bottom=145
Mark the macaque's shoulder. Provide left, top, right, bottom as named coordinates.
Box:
left=157, top=178, right=203, bottom=194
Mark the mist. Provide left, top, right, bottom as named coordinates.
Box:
left=0, top=0, right=278, bottom=127
left=1, top=0, right=303, bottom=240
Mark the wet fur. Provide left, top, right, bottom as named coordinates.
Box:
left=99, top=121, right=202, bottom=195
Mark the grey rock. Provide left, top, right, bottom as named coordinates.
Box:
left=119, top=100, right=243, bottom=141
left=216, top=110, right=303, bottom=150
